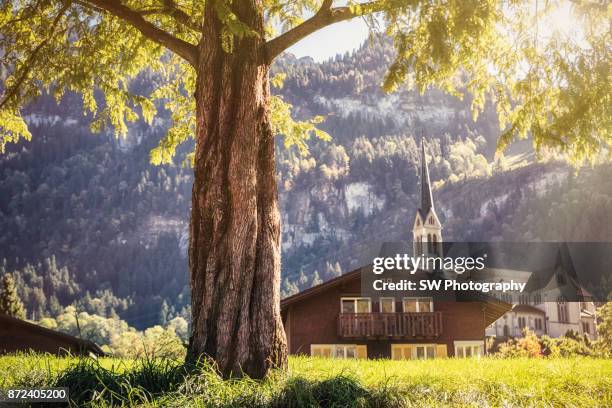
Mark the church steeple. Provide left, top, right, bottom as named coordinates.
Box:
left=412, top=137, right=443, bottom=257
left=419, top=138, right=434, bottom=217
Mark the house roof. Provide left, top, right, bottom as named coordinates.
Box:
left=512, top=304, right=546, bottom=315
left=523, top=243, right=592, bottom=300
left=0, top=313, right=105, bottom=356
left=281, top=268, right=363, bottom=309
left=523, top=244, right=574, bottom=292
left=454, top=290, right=514, bottom=325
left=581, top=309, right=595, bottom=318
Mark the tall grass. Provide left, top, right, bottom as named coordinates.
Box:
left=1, top=353, right=610, bottom=407
left=53, top=357, right=186, bottom=406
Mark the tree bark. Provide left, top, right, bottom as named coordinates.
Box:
left=186, top=0, right=287, bottom=378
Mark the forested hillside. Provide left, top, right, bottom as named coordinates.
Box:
left=1, top=40, right=610, bottom=329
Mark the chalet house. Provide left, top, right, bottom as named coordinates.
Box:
left=280, top=267, right=511, bottom=359
left=0, top=313, right=105, bottom=356
left=280, top=141, right=512, bottom=359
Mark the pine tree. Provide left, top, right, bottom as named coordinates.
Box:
left=334, top=262, right=343, bottom=278
left=311, top=271, right=323, bottom=287
left=48, top=295, right=63, bottom=317
left=159, top=300, right=169, bottom=326
left=298, top=270, right=308, bottom=287
left=0, top=273, right=26, bottom=319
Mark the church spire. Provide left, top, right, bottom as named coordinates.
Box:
left=419, top=138, right=434, bottom=217
left=413, top=136, right=442, bottom=258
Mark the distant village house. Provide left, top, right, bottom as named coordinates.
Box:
left=0, top=313, right=104, bottom=356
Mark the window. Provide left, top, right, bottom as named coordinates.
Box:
left=454, top=341, right=484, bottom=358
left=416, top=218, right=420, bottom=226
left=535, top=318, right=543, bottom=331
left=533, top=293, right=542, bottom=304
left=416, top=345, right=435, bottom=359
left=403, top=297, right=433, bottom=313
left=518, top=316, right=526, bottom=329
left=341, top=297, right=371, bottom=314
left=432, top=234, right=439, bottom=255
left=557, top=298, right=569, bottom=323
left=519, top=294, right=530, bottom=304
left=416, top=237, right=423, bottom=255
left=392, top=344, right=411, bottom=360
left=337, top=345, right=355, bottom=359
left=311, top=345, right=332, bottom=357
left=380, top=297, right=395, bottom=313
left=556, top=272, right=566, bottom=285
left=582, top=321, right=590, bottom=334
left=311, top=344, right=367, bottom=359
left=392, top=344, right=438, bottom=360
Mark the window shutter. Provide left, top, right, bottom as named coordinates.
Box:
left=436, top=344, right=448, bottom=358
left=391, top=346, right=400, bottom=360
left=356, top=345, right=367, bottom=359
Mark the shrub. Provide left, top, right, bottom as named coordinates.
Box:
left=557, top=336, right=593, bottom=357
left=499, top=329, right=601, bottom=358
left=496, top=328, right=542, bottom=358
left=543, top=334, right=598, bottom=357
left=38, top=317, right=58, bottom=330
left=540, top=335, right=561, bottom=357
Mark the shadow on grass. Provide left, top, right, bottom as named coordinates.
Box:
left=53, top=357, right=186, bottom=406
left=274, top=376, right=405, bottom=408
left=50, top=357, right=405, bottom=407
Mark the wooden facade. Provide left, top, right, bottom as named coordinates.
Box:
left=281, top=269, right=511, bottom=359
left=0, top=313, right=105, bottom=356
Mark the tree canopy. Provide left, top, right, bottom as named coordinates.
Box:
left=0, top=1, right=609, bottom=164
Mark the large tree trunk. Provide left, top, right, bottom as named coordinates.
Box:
left=186, top=1, right=287, bottom=378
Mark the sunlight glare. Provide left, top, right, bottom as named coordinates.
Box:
left=542, top=1, right=583, bottom=40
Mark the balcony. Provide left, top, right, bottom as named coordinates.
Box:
left=338, top=312, right=443, bottom=339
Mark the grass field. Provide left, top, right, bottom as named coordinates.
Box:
left=1, top=354, right=611, bottom=407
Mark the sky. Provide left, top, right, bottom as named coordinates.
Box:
left=286, top=19, right=370, bottom=62
left=282, top=1, right=579, bottom=62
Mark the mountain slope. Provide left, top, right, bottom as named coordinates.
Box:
left=1, top=41, right=610, bottom=328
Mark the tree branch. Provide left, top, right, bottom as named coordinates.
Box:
left=137, top=0, right=202, bottom=32
left=77, top=0, right=198, bottom=65
left=264, top=1, right=387, bottom=64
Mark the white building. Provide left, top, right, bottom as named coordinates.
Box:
left=485, top=245, right=598, bottom=339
